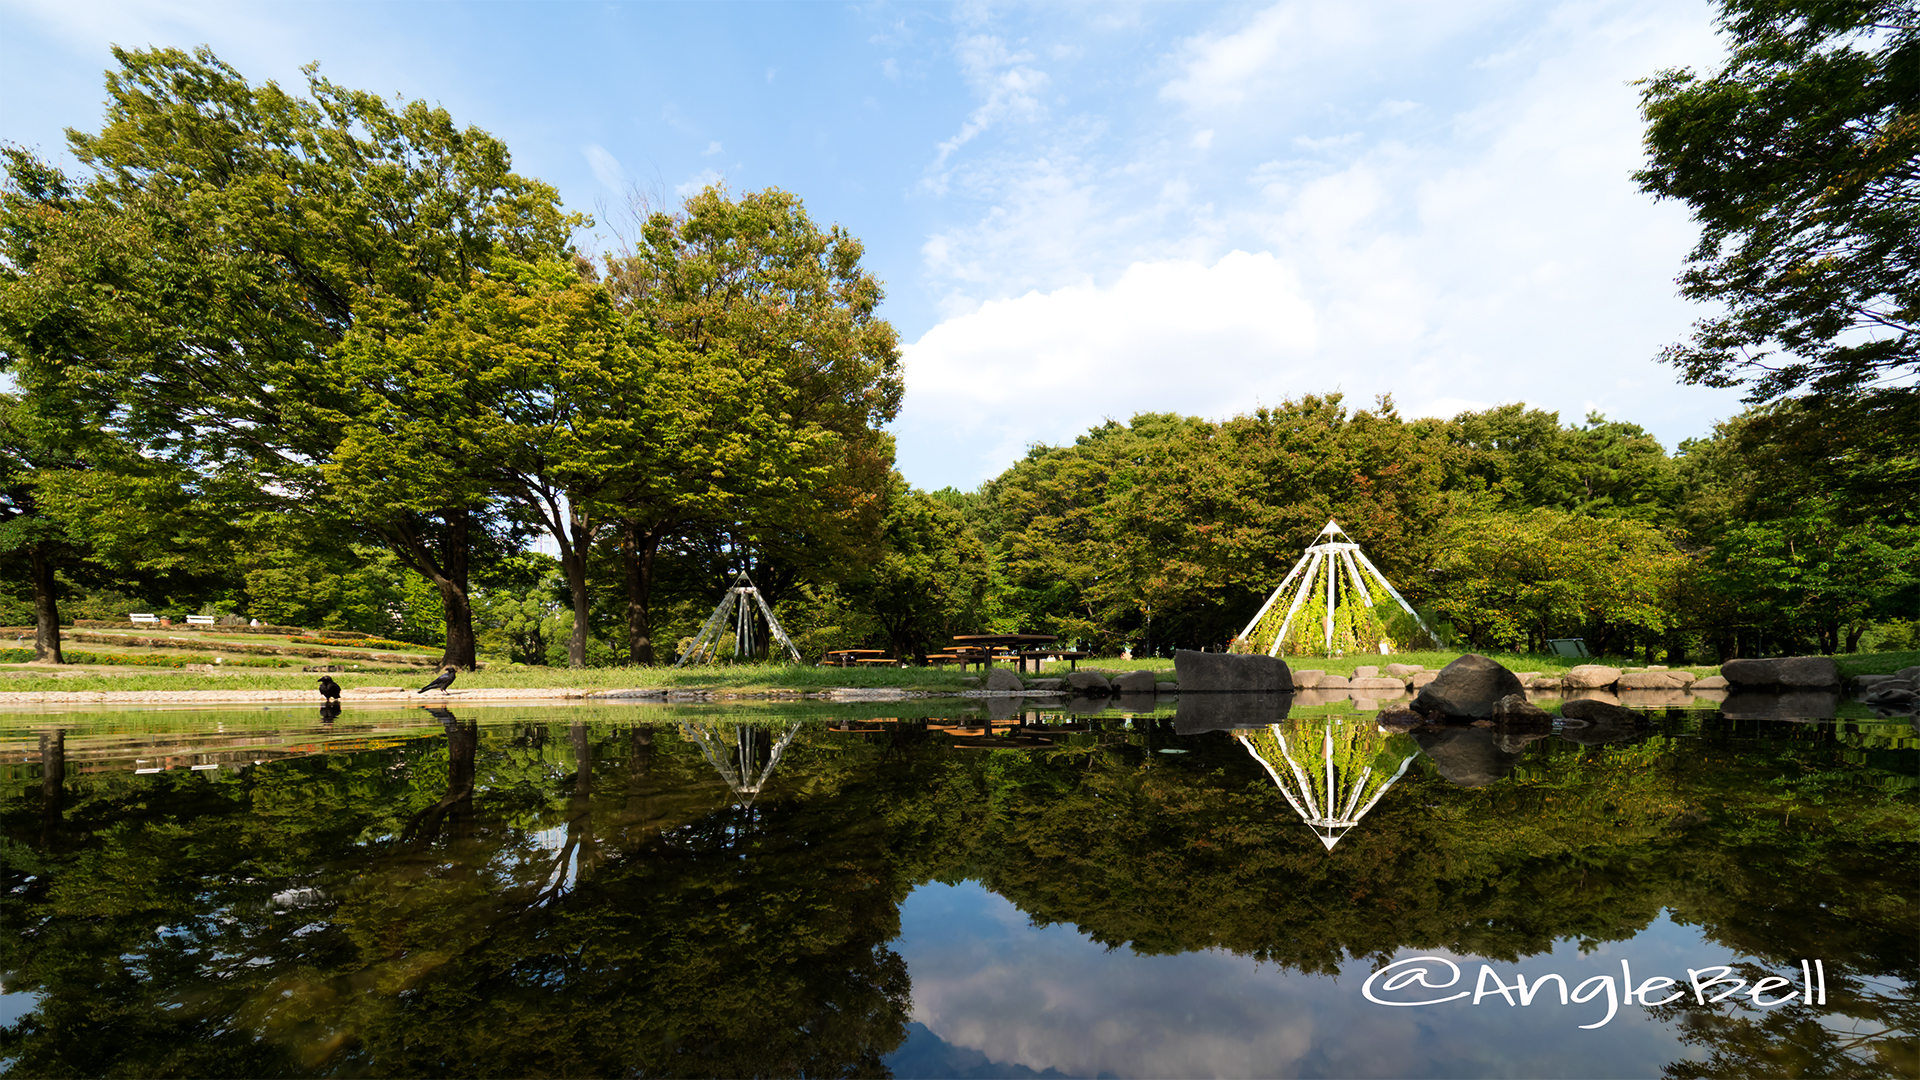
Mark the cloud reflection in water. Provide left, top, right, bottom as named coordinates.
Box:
left=889, top=881, right=1704, bottom=1079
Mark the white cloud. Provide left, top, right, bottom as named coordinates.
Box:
left=675, top=167, right=723, bottom=197
left=899, top=251, right=1317, bottom=477
left=891, top=1, right=1746, bottom=490
left=702, top=140, right=723, bottom=156
left=583, top=143, right=627, bottom=194
left=928, top=35, right=1050, bottom=175
left=1190, top=128, right=1214, bottom=150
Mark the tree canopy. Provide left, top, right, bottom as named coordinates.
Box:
left=1636, top=0, right=1919, bottom=402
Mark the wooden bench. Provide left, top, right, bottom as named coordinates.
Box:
left=1020, top=650, right=1089, bottom=672
left=184, top=615, right=217, bottom=626
left=129, top=613, right=158, bottom=625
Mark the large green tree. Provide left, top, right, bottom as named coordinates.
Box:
left=0, top=46, right=576, bottom=668
left=602, top=186, right=902, bottom=650
left=1636, top=0, right=1918, bottom=401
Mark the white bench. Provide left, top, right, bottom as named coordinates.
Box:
left=185, top=615, right=217, bottom=626
left=130, top=613, right=158, bottom=625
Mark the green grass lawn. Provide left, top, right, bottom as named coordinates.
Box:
left=0, top=661, right=977, bottom=695
left=4, top=647, right=1910, bottom=697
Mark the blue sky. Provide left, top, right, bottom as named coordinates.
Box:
left=1, top=1, right=1748, bottom=491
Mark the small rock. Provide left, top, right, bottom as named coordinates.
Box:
left=1491, top=693, right=1553, bottom=724
left=1691, top=674, right=1728, bottom=689
left=1384, top=663, right=1424, bottom=677
left=1354, top=665, right=1380, bottom=679
left=1617, top=671, right=1688, bottom=689
left=1111, top=669, right=1158, bottom=693
left=1563, top=664, right=1625, bottom=689
left=1156, top=681, right=1178, bottom=692
left=1317, top=674, right=1352, bottom=690
left=1026, top=678, right=1064, bottom=691
left=1410, top=671, right=1439, bottom=688
left=985, top=668, right=1024, bottom=692
left=1529, top=676, right=1564, bottom=690
left=1067, top=670, right=1111, bottom=695
left=1351, top=676, right=1408, bottom=691
left=960, top=676, right=982, bottom=688
left=1292, top=669, right=1326, bottom=688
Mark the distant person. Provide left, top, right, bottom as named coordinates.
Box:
left=317, top=675, right=342, bottom=702
left=250, top=618, right=260, bottom=627
left=418, top=667, right=457, bottom=694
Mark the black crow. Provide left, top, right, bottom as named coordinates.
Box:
left=418, top=667, right=457, bottom=694
left=318, top=675, right=342, bottom=701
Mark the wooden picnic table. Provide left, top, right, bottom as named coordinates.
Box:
left=949, top=634, right=1058, bottom=673
left=823, top=649, right=887, bottom=667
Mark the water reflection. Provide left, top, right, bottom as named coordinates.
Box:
left=0, top=705, right=1913, bottom=1078
left=681, top=721, right=802, bottom=807
left=1236, top=719, right=1416, bottom=849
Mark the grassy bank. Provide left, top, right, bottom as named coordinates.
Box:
left=4, top=647, right=1909, bottom=697
left=0, top=662, right=976, bottom=696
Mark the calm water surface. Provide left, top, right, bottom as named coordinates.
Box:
left=2, top=698, right=1915, bottom=1078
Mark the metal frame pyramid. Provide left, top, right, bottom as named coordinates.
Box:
left=1237, top=519, right=1439, bottom=656
left=675, top=570, right=803, bottom=666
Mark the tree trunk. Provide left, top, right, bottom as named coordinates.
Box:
left=622, top=520, right=660, bottom=665
left=564, top=546, right=591, bottom=668
left=29, top=545, right=62, bottom=664
left=379, top=507, right=479, bottom=670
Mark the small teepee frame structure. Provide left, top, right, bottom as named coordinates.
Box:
left=1237, top=519, right=1439, bottom=656
left=676, top=571, right=803, bottom=666
left=1236, top=720, right=1417, bottom=850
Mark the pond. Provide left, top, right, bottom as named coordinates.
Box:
left=2, top=698, right=1915, bottom=1078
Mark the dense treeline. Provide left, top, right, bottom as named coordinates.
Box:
left=4, top=4, right=1916, bottom=669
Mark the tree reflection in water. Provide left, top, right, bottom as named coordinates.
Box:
left=0, top=707, right=1912, bottom=1077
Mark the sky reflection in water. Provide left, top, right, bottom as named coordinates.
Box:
left=891, top=880, right=1705, bottom=1079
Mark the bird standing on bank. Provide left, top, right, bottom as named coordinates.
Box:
left=418, top=667, right=457, bottom=694
left=317, top=675, right=341, bottom=701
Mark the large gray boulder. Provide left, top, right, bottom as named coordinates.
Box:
left=1173, top=650, right=1293, bottom=692
left=1067, top=670, right=1111, bottom=695
left=1111, top=669, right=1159, bottom=693
left=1412, top=728, right=1524, bottom=788
left=1410, top=654, right=1525, bottom=719
left=1722, top=656, right=1841, bottom=688
left=985, top=667, right=1025, bottom=692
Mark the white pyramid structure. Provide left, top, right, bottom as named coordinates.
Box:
left=1237, top=519, right=1439, bottom=656
left=1236, top=719, right=1417, bottom=850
